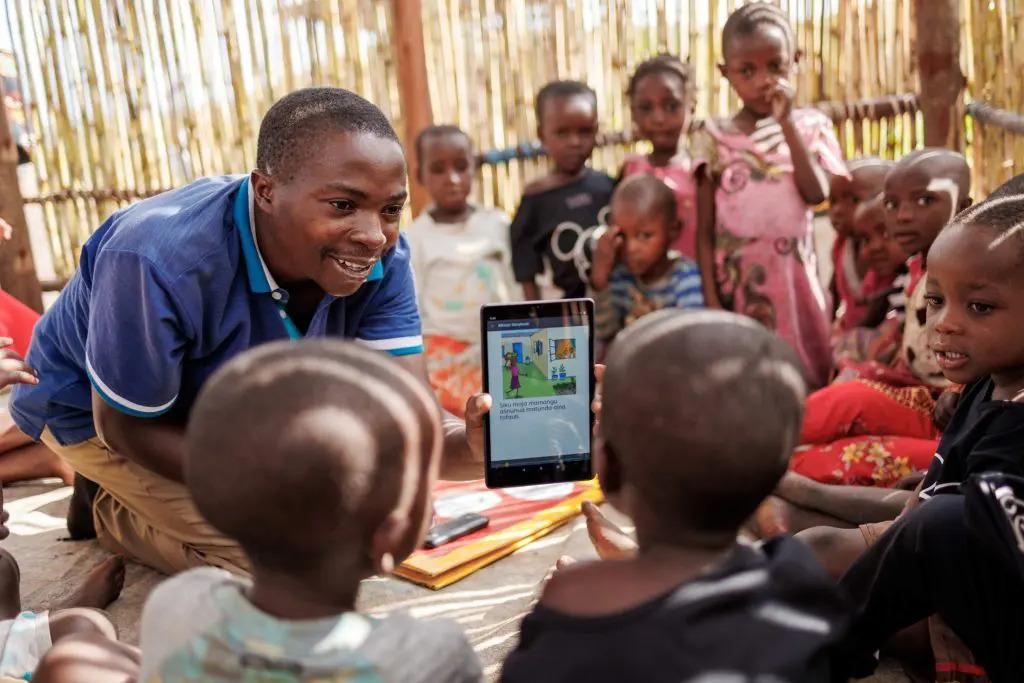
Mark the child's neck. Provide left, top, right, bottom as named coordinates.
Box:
left=647, top=146, right=678, bottom=168
left=637, top=254, right=675, bottom=285
left=428, top=203, right=473, bottom=224
left=991, top=367, right=1024, bottom=402
left=248, top=565, right=361, bottom=620
left=732, top=105, right=769, bottom=135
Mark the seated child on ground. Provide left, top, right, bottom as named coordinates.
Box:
left=789, top=149, right=972, bottom=487
left=0, top=347, right=127, bottom=682
left=828, top=157, right=894, bottom=327
left=590, top=175, right=703, bottom=356
left=511, top=81, right=614, bottom=300
left=827, top=190, right=1024, bottom=682
left=500, top=310, right=849, bottom=683
left=833, top=193, right=905, bottom=333
left=407, top=125, right=517, bottom=417
left=135, top=340, right=481, bottom=682
left=618, top=55, right=699, bottom=259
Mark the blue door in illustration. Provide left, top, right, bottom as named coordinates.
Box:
left=512, top=342, right=523, bottom=362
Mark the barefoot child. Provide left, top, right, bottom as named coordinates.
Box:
left=511, top=81, right=614, bottom=300
left=501, top=310, right=849, bottom=682
left=618, top=55, right=700, bottom=259
left=590, top=175, right=703, bottom=353
left=407, top=125, right=516, bottom=416
left=832, top=190, right=1024, bottom=682
left=0, top=348, right=127, bottom=681
left=694, top=2, right=848, bottom=388
left=137, top=340, right=480, bottom=681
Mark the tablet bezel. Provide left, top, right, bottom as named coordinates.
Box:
left=480, top=298, right=595, bottom=488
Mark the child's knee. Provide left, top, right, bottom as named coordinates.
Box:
left=33, top=632, right=136, bottom=683
left=48, top=607, right=116, bottom=643
left=796, top=525, right=864, bottom=580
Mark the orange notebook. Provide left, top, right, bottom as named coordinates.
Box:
left=395, top=479, right=603, bottom=590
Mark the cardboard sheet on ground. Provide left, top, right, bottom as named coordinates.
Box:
left=396, top=479, right=602, bottom=589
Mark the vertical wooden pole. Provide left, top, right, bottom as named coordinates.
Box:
left=0, top=85, right=43, bottom=313
left=393, top=0, right=432, bottom=215
left=915, top=0, right=964, bottom=149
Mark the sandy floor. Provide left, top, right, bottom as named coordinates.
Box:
left=1, top=479, right=911, bottom=681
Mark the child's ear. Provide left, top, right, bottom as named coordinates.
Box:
left=793, top=48, right=804, bottom=66
left=960, top=195, right=973, bottom=212
left=369, top=512, right=410, bottom=575
left=717, top=62, right=728, bottom=79
left=594, top=435, right=622, bottom=496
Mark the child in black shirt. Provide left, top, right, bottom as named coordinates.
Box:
left=500, top=310, right=849, bottom=683
left=837, top=190, right=1024, bottom=682
left=510, top=81, right=614, bottom=299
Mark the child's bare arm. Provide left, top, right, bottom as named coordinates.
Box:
left=521, top=281, right=541, bottom=301
left=775, top=472, right=911, bottom=525
left=771, top=80, right=828, bottom=205
left=695, top=172, right=722, bottom=308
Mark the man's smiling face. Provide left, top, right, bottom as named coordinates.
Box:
left=254, top=130, right=408, bottom=297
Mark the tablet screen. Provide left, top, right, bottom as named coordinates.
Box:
left=483, top=303, right=592, bottom=477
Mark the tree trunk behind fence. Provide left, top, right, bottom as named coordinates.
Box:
left=915, top=0, right=964, bottom=149
left=0, top=88, right=42, bottom=313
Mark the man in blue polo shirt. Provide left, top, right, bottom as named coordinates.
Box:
left=10, top=88, right=488, bottom=575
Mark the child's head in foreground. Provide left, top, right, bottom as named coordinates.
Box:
left=415, top=125, right=474, bottom=217
left=627, top=55, right=696, bottom=159
left=852, top=195, right=905, bottom=279
left=719, top=3, right=799, bottom=119
left=609, top=174, right=680, bottom=281
left=535, top=80, right=599, bottom=176
left=186, top=340, right=442, bottom=593
left=598, top=310, right=806, bottom=546
left=883, top=148, right=971, bottom=259
left=925, top=179, right=1024, bottom=391
left=829, top=157, right=894, bottom=238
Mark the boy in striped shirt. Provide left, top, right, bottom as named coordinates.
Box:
left=590, top=175, right=704, bottom=356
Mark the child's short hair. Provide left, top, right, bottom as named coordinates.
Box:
left=414, top=124, right=472, bottom=167
left=185, top=340, right=441, bottom=573
left=612, top=174, right=678, bottom=228
left=626, top=54, right=696, bottom=101
left=535, top=80, right=597, bottom=125
left=602, top=310, right=805, bottom=534
left=721, top=2, right=795, bottom=56
left=946, top=192, right=1024, bottom=260
left=987, top=172, right=1024, bottom=200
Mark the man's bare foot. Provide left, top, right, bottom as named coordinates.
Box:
left=61, top=557, right=125, bottom=610
left=582, top=502, right=637, bottom=560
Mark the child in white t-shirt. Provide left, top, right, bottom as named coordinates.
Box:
left=407, top=125, right=517, bottom=416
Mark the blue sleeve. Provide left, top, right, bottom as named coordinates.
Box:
left=355, top=236, right=424, bottom=356
left=84, top=250, right=194, bottom=417
left=674, top=261, right=705, bottom=309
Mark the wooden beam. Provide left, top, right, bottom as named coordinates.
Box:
left=0, top=84, right=42, bottom=313
left=914, top=0, right=964, bottom=148
left=393, top=0, right=432, bottom=216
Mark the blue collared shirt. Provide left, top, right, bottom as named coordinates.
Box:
left=12, top=175, right=423, bottom=446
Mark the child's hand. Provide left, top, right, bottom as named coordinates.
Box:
left=769, top=78, right=796, bottom=123
left=0, top=339, right=37, bottom=389
left=582, top=501, right=637, bottom=560
left=589, top=227, right=623, bottom=292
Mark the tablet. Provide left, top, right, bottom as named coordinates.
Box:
left=481, top=299, right=594, bottom=488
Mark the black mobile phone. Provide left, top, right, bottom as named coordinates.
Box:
left=480, top=299, right=595, bottom=488
left=423, top=513, right=489, bottom=548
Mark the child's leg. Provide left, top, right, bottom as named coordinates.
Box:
left=48, top=608, right=116, bottom=643
left=0, top=411, right=74, bottom=485
left=795, top=524, right=880, bottom=581
left=55, top=556, right=125, bottom=612
left=31, top=633, right=139, bottom=683
left=776, top=472, right=911, bottom=524
left=0, top=548, right=21, bottom=619
left=800, top=380, right=938, bottom=445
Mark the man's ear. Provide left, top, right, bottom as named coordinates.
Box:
left=250, top=170, right=275, bottom=212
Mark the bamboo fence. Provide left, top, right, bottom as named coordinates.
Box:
left=963, top=0, right=1024, bottom=197
left=2, top=0, right=1004, bottom=281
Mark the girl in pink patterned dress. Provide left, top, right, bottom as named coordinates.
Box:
left=694, top=3, right=848, bottom=388
left=619, top=55, right=700, bottom=260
